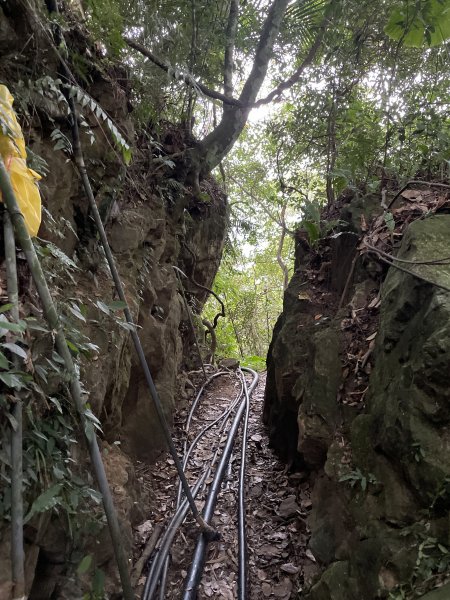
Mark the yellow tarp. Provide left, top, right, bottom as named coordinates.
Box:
left=0, top=84, right=42, bottom=237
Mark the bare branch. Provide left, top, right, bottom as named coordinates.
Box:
left=124, top=37, right=244, bottom=107
left=224, top=0, right=240, bottom=99
left=254, top=16, right=327, bottom=107
left=277, top=203, right=290, bottom=290
left=228, top=174, right=295, bottom=235
left=125, top=7, right=327, bottom=113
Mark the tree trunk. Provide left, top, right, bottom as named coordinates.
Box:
left=195, top=0, right=290, bottom=175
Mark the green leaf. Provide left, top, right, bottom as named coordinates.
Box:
left=49, top=397, right=63, bottom=413
left=117, top=320, right=137, bottom=332
left=25, top=318, right=50, bottom=333
left=302, top=221, right=320, bottom=246
left=0, top=350, right=10, bottom=369
left=66, top=340, right=80, bottom=354
left=0, top=318, right=27, bottom=334
left=0, top=372, right=27, bottom=390
left=2, top=343, right=27, bottom=360
left=68, top=304, right=86, bottom=322
left=107, top=300, right=128, bottom=311
left=25, top=483, right=63, bottom=522
left=384, top=211, right=395, bottom=232
left=0, top=303, right=14, bottom=314
left=92, top=568, right=105, bottom=595
left=385, top=0, right=450, bottom=47
left=95, top=300, right=110, bottom=315
left=77, top=554, right=93, bottom=576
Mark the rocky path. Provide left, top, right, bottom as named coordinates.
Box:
left=132, top=370, right=317, bottom=599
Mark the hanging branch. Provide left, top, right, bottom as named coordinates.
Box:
left=4, top=211, right=25, bottom=600
left=125, top=9, right=326, bottom=111
left=0, top=157, right=136, bottom=600
left=123, top=37, right=244, bottom=107
left=173, top=266, right=207, bottom=381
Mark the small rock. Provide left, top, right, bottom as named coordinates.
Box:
left=218, top=358, right=240, bottom=370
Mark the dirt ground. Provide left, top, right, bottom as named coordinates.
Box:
left=132, top=370, right=317, bottom=599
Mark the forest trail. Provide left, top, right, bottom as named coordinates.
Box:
left=132, top=370, right=315, bottom=600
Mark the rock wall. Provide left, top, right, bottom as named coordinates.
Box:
left=0, top=1, right=228, bottom=596
left=264, top=193, right=450, bottom=598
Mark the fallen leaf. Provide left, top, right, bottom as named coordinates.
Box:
left=298, top=291, right=312, bottom=301
left=401, top=189, right=422, bottom=201
left=278, top=495, right=300, bottom=518
left=305, top=549, right=316, bottom=562
left=262, top=582, right=272, bottom=597
left=257, top=569, right=267, bottom=581
left=281, top=563, right=299, bottom=574
left=273, top=578, right=293, bottom=598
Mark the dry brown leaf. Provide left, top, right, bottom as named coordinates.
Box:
left=305, top=549, right=316, bottom=562
left=298, top=291, right=312, bottom=301
left=401, top=189, right=422, bottom=200
left=262, top=582, right=272, bottom=597
left=281, top=563, right=299, bottom=574
left=278, top=495, right=300, bottom=518
left=273, top=578, right=293, bottom=598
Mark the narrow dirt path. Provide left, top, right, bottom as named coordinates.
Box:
left=133, top=370, right=317, bottom=599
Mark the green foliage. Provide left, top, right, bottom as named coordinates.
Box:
left=388, top=533, right=450, bottom=598
left=385, top=0, right=450, bottom=47
left=240, top=355, right=266, bottom=371
left=338, top=468, right=378, bottom=491
left=83, top=0, right=124, bottom=54
left=23, top=76, right=132, bottom=165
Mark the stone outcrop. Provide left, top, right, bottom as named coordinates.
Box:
left=0, top=1, right=228, bottom=596
left=264, top=193, right=450, bottom=598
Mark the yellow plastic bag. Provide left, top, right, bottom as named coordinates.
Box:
left=0, top=84, right=42, bottom=237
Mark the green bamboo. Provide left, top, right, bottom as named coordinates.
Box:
left=68, top=99, right=216, bottom=537
left=174, top=266, right=207, bottom=380
left=4, top=210, right=25, bottom=600
left=0, top=157, right=135, bottom=600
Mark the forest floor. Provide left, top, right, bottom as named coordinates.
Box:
left=132, top=370, right=319, bottom=599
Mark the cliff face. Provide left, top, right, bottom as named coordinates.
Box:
left=0, top=1, right=227, bottom=596
left=264, top=191, right=450, bottom=599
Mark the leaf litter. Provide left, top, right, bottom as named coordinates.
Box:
left=132, top=371, right=314, bottom=598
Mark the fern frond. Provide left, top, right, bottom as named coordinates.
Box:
left=65, top=84, right=132, bottom=164
left=286, top=0, right=328, bottom=45
left=32, top=77, right=132, bottom=165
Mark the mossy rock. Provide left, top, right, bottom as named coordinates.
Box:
left=419, top=582, right=450, bottom=600
left=307, top=561, right=359, bottom=600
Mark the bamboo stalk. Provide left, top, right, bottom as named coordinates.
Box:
left=174, top=267, right=207, bottom=381
left=67, top=99, right=216, bottom=537
left=0, top=157, right=135, bottom=600
left=4, top=210, right=25, bottom=600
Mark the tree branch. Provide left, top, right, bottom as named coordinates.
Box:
left=125, top=7, right=326, bottom=113
left=124, top=37, right=244, bottom=107
left=228, top=173, right=295, bottom=235
left=254, top=16, right=327, bottom=107
left=224, top=0, right=240, bottom=99
left=277, top=203, right=290, bottom=290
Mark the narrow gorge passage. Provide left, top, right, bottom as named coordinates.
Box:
left=132, top=369, right=313, bottom=600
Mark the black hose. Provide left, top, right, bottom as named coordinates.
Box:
left=144, top=376, right=243, bottom=599
left=237, top=367, right=253, bottom=600
left=182, top=368, right=258, bottom=600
